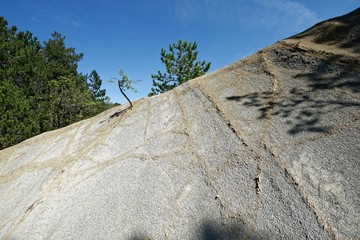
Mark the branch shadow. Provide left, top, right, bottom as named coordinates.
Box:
left=294, top=55, right=360, bottom=93
left=226, top=52, right=360, bottom=135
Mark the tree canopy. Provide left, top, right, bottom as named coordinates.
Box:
left=149, top=40, right=211, bottom=96
left=0, top=17, right=113, bottom=149
left=88, top=70, right=107, bottom=101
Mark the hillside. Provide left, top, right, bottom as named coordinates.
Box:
left=0, top=8, right=359, bottom=239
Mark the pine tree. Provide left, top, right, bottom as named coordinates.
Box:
left=149, top=40, right=211, bottom=96
left=0, top=80, right=34, bottom=149
left=0, top=17, right=114, bottom=149
left=88, top=70, right=106, bottom=101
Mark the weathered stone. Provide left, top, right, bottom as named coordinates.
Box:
left=1, top=8, right=360, bottom=240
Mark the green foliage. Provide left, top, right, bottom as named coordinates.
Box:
left=0, top=80, right=35, bottom=149
left=43, top=32, right=83, bottom=79
left=88, top=70, right=107, bottom=101
left=0, top=17, right=114, bottom=149
left=149, top=40, right=211, bottom=96
left=117, top=69, right=138, bottom=92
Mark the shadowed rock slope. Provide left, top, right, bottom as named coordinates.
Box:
left=1, top=8, right=359, bottom=240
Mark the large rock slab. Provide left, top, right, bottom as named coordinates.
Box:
left=1, top=8, right=359, bottom=240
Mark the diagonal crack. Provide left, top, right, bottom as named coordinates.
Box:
left=193, top=81, right=266, bottom=238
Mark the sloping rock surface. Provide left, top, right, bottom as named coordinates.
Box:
left=1, top=8, right=359, bottom=240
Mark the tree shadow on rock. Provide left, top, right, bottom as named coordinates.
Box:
left=294, top=54, right=360, bottom=93
left=226, top=90, right=332, bottom=135
left=226, top=51, right=360, bottom=135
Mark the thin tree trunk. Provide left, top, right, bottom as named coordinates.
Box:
left=118, top=80, right=132, bottom=108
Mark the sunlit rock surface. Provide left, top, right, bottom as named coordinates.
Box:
left=1, top=8, right=359, bottom=240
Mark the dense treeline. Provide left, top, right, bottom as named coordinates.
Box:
left=0, top=17, right=114, bottom=149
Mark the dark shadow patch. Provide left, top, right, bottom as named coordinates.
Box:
left=201, top=220, right=225, bottom=240
left=109, top=111, right=123, bottom=119
left=109, top=107, right=130, bottom=119
left=128, top=233, right=150, bottom=240
left=127, top=218, right=270, bottom=240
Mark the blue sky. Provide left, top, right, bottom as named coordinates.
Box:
left=1, top=0, right=359, bottom=104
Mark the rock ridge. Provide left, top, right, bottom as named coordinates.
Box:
left=1, top=8, right=359, bottom=240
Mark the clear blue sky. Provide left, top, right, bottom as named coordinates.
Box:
left=1, top=0, right=359, bottom=104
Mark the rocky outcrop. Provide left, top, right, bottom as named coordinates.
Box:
left=1, top=8, right=359, bottom=240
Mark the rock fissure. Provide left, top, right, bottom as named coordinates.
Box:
left=256, top=48, right=344, bottom=239
left=284, top=167, right=339, bottom=240
left=195, top=82, right=251, bottom=149
left=173, top=86, right=237, bottom=234
left=1, top=9, right=360, bottom=239
left=143, top=100, right=151, bottom=141
left=195, top=81, right=268, bottom=239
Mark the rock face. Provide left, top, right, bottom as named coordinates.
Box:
left=1, top=8, right=359, bottom=240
